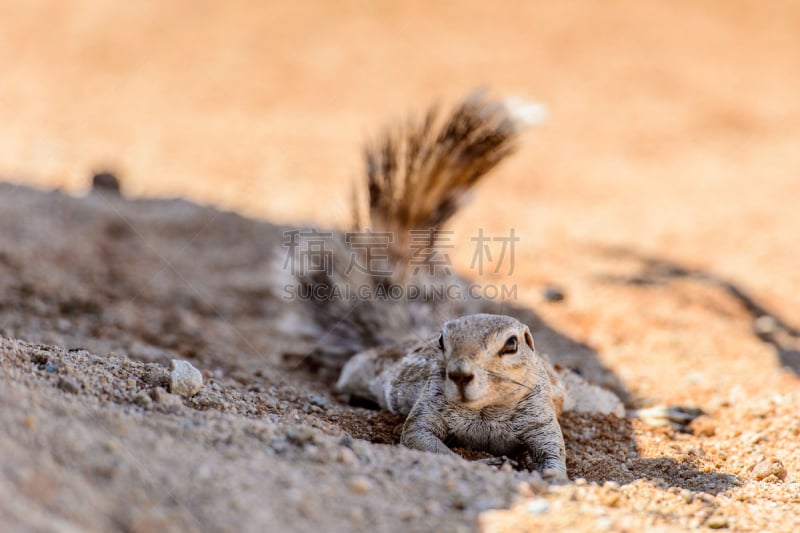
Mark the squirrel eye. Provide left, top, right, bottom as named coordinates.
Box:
left=499, top=335, right=518, bottom=355
left=438, top=334, right=445, bottom=351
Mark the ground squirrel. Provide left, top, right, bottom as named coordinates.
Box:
left=290, top=93, right=693, bottom=478
left=336, top=314, right=629, bottom=480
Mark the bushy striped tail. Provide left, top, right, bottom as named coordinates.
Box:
left=354, top=92, right=543, bottom=268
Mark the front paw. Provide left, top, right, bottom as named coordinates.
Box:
left=521, top=453, right=567, bottom=481
left=541, top=465, right=568, bottom=482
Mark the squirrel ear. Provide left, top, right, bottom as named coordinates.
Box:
left=523, top=328, right=535, bottom=351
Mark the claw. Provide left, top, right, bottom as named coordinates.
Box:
left=475, top=456, right=520, bottom=469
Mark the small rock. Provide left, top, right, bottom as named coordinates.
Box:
left=706, top=516, right=729, bottom=529
left=594, top=517, right=614, bottom=531
left=349, top=476, right=372, bottom=494
left=91, top=171, right=121, bottom=195
left=542, top=285, right=565, bottom=302
left=747, top=432, right=765, bottom=445
left=271, top=437, right=288, bottom=453
left=680, top=489, right=694, bottom=504
left=23, top=415, right=37, bottom=430
left=753, top=315, right=777, bottom=335
left=337, top=447, right=359, bottom=466
left=57, top=376, right=81, bottom=394
left=169, top=359, right=203, bottom=397
left=286, top=427, right=316, bottom=445
left=133, top=391, right=152, bottom=406
left=525, top=498, right=549, bottom=515
left=308, top=395, right=326, bottom=408
left=750, top=459, right=787, bottom=482
left=44, top=364, right=59, bottom=373
left=517, top=482, right=535, bottom=498
left=600, top=492, right=621, bottom=507
left=423, top=501, right=442, bottom=515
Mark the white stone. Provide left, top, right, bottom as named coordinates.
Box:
left=525, top=498, right=550, bottom=515
left=169, top=359, right=203, bottom=397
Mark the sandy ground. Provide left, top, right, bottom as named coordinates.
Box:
left=1, top=1, right=800, bottom=531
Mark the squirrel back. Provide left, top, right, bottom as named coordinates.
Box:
left=290, top=93, right=542, bottom=368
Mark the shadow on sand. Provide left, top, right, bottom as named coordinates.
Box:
left=0, top=182, right=741, bottom=490
left=595, top=246, right=800, bottom=376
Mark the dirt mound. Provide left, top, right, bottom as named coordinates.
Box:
left=1, top=185, right=798, bottom=531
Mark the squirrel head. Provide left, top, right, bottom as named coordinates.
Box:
left=438, top=314, right=538, bottom=409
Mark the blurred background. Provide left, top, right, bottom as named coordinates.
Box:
left=1, top=0, right=798, bottom=323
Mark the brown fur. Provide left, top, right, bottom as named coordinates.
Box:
left=338, top=314, right=569, bottom=480
left=293, top=94, right=525, bottom=369
left=357, top=93, right=519, bottom=268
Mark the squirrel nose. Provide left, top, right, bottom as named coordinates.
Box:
left=448, top=370, right=474, bottom=387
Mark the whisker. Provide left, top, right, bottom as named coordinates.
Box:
left=486, top=369, right=536, bottom=393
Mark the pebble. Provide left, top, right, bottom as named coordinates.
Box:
left=706, top=516, right=729, bottom=529
left=308, top=395, right=326, bottom=407
left=349, top=476, right=372, bottom=494
left=23, top=415, right=37, bottom=429
left=600, top=492, right=621, bottom=507
left=424, top=501, right=442, bottom=515
left=525, top=498, right=549, bottom=515
left=169, top=359, right=203, bottom=397
left=57, top=376, right=81, bottom=394
left=133, top=391, right=152, bottom=406
left=750, top=459, right=787, bottom=482
left=542, top=285, right=566, bottom=302
left=753, top=315, right=777, bottom=335
left=286, top=427, right=316, bottom=445
left=337, top=447, right=359, bottom=466
left=595, top=517, right=614, bottom=531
